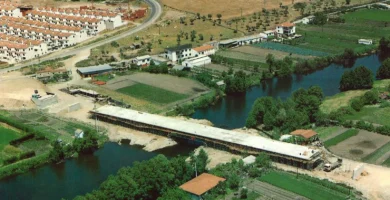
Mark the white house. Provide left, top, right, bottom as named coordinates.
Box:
left=193, top=45, right=215, bottom=56
left=276, top=22, right=296, bottom=37
left=263, top=30, right=276, bottom=38
left=132, top=55, right=151, bottom=66
left=358, top=39, right=373, bottom=45
left=164, top=44, right=195, bottom=62
left=182, top=55, right=211, bottom=68
left=0, top=4, right=22, bottom=18
left=0, top=40, right=42, bottom=64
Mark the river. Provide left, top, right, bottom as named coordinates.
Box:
left=0, top=142, right=195, bottom=200
left=192, top=54, right=383, bottom=129
left=0, top=54, right=384, bottom=199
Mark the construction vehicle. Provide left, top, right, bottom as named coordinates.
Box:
left=324, top=157, right=342, bottom=172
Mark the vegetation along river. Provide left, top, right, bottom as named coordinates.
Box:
left=0, top=54, right=385, bottom=200
left=192, top=54, right=383, bottom=129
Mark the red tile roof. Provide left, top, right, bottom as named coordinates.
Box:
left=180, top=173, right=226, bottom=196
left=193, top=45, right=214, bottom=52
left=279, top=22, right=295, bottom=28
left=291, top=129, right=317, bottom=139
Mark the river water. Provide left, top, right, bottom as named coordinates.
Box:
left=0, top=142, right=195, bottom=200
left=192, top=54, right=383, bottom=129
left=0, top=54, right=384, bottom=199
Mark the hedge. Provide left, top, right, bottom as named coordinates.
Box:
left=0, top=153, right=49, bottom=179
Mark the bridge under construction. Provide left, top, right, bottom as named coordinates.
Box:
left=90, top=105, right=322, bottom=170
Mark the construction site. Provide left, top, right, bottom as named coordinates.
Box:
left=90, top=105, right=323, bottom=170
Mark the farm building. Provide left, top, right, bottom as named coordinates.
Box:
left=219, top=34, right=262, bottom=48
left=276, top=22, right=296, bottom=37
left=34, top=67, right=70, bottom=81
left=76, top=64, right=112, bottom=78
left=164, top=44, right=195, bottom=62
left=180, top=173, right=226, bottom=200
left=193, top=45, right=215, bottom=56
left=290, top=129, right=318, bottom=143
left=182, top=55, right=211, bottom=68
left=90, top=105, right=323, bottom=170
left=358, top=39, right=373, bottom=45
left=132, top=55, right=151, bottom=66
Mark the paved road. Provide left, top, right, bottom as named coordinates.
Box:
left=0, top=0, right=162, bottom=74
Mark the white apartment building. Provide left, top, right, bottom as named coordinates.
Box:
left=1, top=16, right=89, bottom=43
left=132, top=55, right=151, bottom=66
left=0, top=4, right=22, bottom=18
left=165, top=44, right=196, bottom=62
left=0, top=33, right=49, bottom=57
left=26, top=11, right=106, bottom=35
left=0, top=40, right=46, bottom=64
left=193, top=45, right=215, bottom=57
left=36, top=7, right=123, bottom=29
left=276, top=22, right=296, bottom=37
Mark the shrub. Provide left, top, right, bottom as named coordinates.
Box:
left=379, top=101, right=390, bottom=108
left=350, top=98, right=364, bottom=111
left=376, top=125, right=390, bottom=136
left=355, top=120, right=374, bottom=131
left=342, top=120, right=354, bottom=128
left=361, top=90, right=379, bottom=105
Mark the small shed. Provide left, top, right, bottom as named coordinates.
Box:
left=180, top=173, right=226, bottom=200
left=358, top=39, right=373, bottom=45
left=74, top=129, right=84, bottom=138
left=76, top=64, right=113, bottom=78
left=290, top=129, right=318, bottom=143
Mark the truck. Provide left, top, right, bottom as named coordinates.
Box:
left=324, top=157, right=342, bottom=172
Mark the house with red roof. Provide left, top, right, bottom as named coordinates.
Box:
left=276, top=22, right=296, bottom=37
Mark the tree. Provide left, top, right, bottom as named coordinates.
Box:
left=158, top=188, right=190, bottom=200
left=176, top=34, right=181, bottom=46
left=225, top=70, right=247, bottom=94
left=351, top=98, right=364, bottom=111
left=146, top=42, right=152, bottom=52
left=377, top=58, right=390, bottom=79
left=158, top=38, right=162, bottom=44
left=346, top=0, right=351, bottom=5
left=340, top=66, right=373, bottom=91
left=49, top=140, right=65, bottom=162
left=255, top=153, right=271, bottom=168
left=190, top=149, right=209, bottom=175
left=379, top=37, right=390, bottom=53
left=207, top=14, right=212, bottom=20
left=196, top=13, right=200, bottom=19
left=266, top=54, right=275, bottom=73
left=190, top=30, right=197, bottom=42
left=198, top=33, right=204, bottom=41
left=217, top=14, right=222, bottom=24
left=312, top=12, right=327, bottom=31
left=73, top=130, right=99, bottom=154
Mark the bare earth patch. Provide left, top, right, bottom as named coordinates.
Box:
left=189, top=146, right=242, bottom=169
left=329, top=130, right=390, bottom=160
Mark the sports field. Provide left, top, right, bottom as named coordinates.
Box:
left=117, top=83, right=189, bottom=104
left=259, top=171, right=349, bottom=200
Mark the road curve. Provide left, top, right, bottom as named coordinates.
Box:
left=0, top=0, right=162, bottom=74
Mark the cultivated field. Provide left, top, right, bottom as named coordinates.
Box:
left=297, top=9, right=390, bottom=54
left=314, top=126, right=346, bottom=140
left=362, top=141, right=390, bottom=165
left=117, top=83, right=189, bottom=104
left=232, top=45, right=314, bottom=61
left=0, top=125, right=23, bottom=160
left=259, top=170, right=350, bottom=200
left=329, top=130, right=390, bottom=161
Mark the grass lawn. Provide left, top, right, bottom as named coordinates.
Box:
left=117, top=83, right=189, bottom=105
left=314, top=126, right=342, bottom=140
left=343, top=9, right=390, bottom=22
left=320, top=90, right=367, bottom=114
left=259, top=171, right=348, bottom=200
left=94, top=74, right=114, bottom=82
left=324, top=129, right=359, bottom=148
left=362, top=141, right=390, bottom=164
left=0, top=126, right=22, bottom=151
left=343, top=106, right=390, bottom=126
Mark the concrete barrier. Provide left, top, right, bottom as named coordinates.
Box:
left=68, top=102, right=81, bottom=112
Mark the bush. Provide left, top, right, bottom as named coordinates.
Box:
left=355, top=120, right=375, bottom=131
left=342, top=120, right=354, bottom=128
left=350, top=98, right=364, bottom=111
left=379, top=101, right=390, bottom=108
left=9, top=133, right=35, bottom=146
left=361, top=90, right=379, bottom=105
left=376, top=125, right=390, bottom=136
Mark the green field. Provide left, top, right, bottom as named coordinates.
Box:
left=362, top=141, right=390, bottom=164
left=253, top=42, right=329, bottom=57
left=94, top=74, right=114, bottom=82
left=324, top=129, right=359, bottom=148
left=343, top=106, right=390, bottom=126
left=117, top=83, right=189, bottom=104
left=296, top=9, right=390, bottom=54
left=259, top=171, right=349, bottom=200
left=343, top=9, right=390, bottom=22
left=314, top=126, right=342, bottom=140
left=383, top=157, right=390, bottom=167
left=0, top=126, right=22, bottom=151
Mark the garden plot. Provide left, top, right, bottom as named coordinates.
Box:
left=329, top=130, right=390, bottom=161
left=232, top=46, right=313, bottom=61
